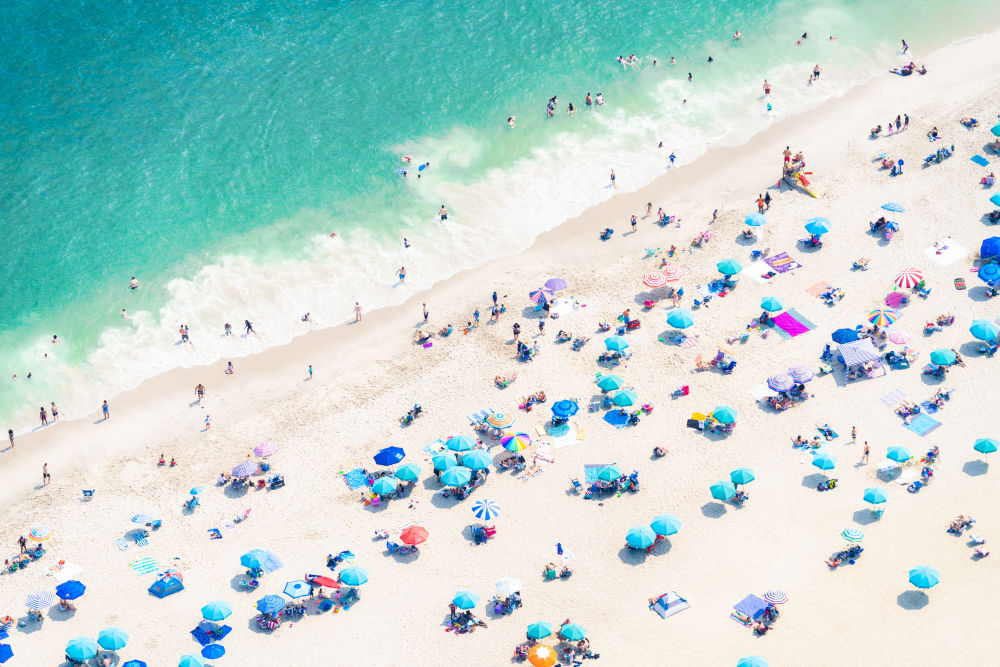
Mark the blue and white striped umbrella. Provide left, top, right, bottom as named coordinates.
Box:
left=26, top=590, right=55, bottom=610
left=842, top=528, right=864, bottom=542
left=472, top=499, right=500, bottom=520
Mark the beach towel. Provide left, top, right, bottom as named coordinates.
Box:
left=747, top=383, right=778, bottom=401
left=745, top=261, right=771, bottom=283
left=695, top=284, right=712, bottom=299
left=818, top=426, right=839, bottom=439
left=879, top=389, right=907, bottom=407
left=535, top=424, right=547, bottom=436
left=972, top=154, right=990, bottom=166
left=923, top=240, right=968, bottom=266
left=207, top=528, right=222, bottom=539
left=806, top=281, right=832, bottom=297
left=764, top=252, right=802, bottom=273
left=771, top=309, right=815, bottom=338
left=422, top=438, right=446, bottom=455
left=650, top=592, right=691, bottom=619
left=905, top=414, right=941, bottom=436
left=603, top=411, right=630, bottom=429
left=128, top=556, right=158, bottom=574
left=343, top=468, right=368, bottom=490
left=191, top=627, right=213, bottom=646
left=584, top=464, right=613, bottom=484
left=576, top=429, right=586, bottom=440
left=113, top=537, right=130, bottom=552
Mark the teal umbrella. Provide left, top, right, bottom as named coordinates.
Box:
left=929, top=348, right=956, bottom=366
left=992, top=124, right=1000, bottom=137
left=445, top=435, right=476, bottom=452
left=909, top=565, right=939, bottom=589
left=97, top=627, right=130, bottom=651
left=65, top=638, right=99, bottom=663
left=970, top=319, right=999, bottom=341
left=712, top=406, right=737, bottom=424
left=745, top=213, right=767, bottom=227
left=612, top=389, right=637, bottom=406
left=560, top=623, right=587, bottom=641
left=462, top=450, right=492, bottom=470
left=667, top=309, right=694, bottom=329
left=526, top=621, right=553, bottom=639
left=737, top=657, right=769, bottom=667
left=710, top=481, right=736, bottom=501
left=452, top=590, right=479, bottom=609
left=440, top=466, right=472, bottom=487
left=760, top=296, right=784, bottom=312
left=804, top=218, right=831, bottom=235
left=811, top=451, right=836, bottom=470
left=863, top=488, right=887, bottom=505
left=179, top=656, right=205, bottom=667
left=394, top=463, right=421, bottom=482
left=605, top=336, right=630, bottom=352
left=626, top=525, right=656, bottom=549
left=371, top=477, right=398, bottom=495
left=886, top=446, right=912, bottom=463
left=650, top=514, right=682, bottom=536
left=201, top=601, right=233, bottom=621
left=974, top=438, right=998, bottom=455
left=240, top=549, right=268, bottom=569
left=730, top=468, right=755, bottom=485
left=432, top=453, right=457, bottom=471
left=339, top=566, right=369, bottom=586
left=596, top=465, right=622, bottom=482
left=596, top=374, right=624, bottom=391
left=717, top=258, right=743, bottom=275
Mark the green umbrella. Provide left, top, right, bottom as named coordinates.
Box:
left=929, top=348, right=956, bottom=366
left=596, top=374, right=624, bottom=391
left=394, top=463, right=421, bottom=482
left=612, top=389, right=637, bottom=406
left=730, top=468, right=755, bottom=485
left=596, top=465, right=622, bottom=482
left=710, top=481, right=736, bottom=501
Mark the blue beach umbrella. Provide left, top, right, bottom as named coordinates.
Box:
left=189, top=486, right=205, bottom=496
left=373, top=446, right=405, bottom=466
left=991, top=124, right=1000, bottom=137
left=863, top=487, right=887, bottom=505
left=255, top=595, right=285, bottom=614
left=597, top=465, right=622, bottom=482
left=201, top=645, right=226, bottom=660
left=452, top=590, right=479, bottom=609
left=667, top=308, right=694, bottom=329
left=283, top=580, right=311, bottom=599
left=974, top=438, right=999, bottom=455
left=65, top=638, right=99, bottom=662
left=982, top=237, right=1000, bottom=258
left=991, top=193, right=1000, bottom=207
left=394, top=463, right=421, bottom=482
left=929, top=349, right=956, bottom=366
left=461, top=450, right=492, bottom=471
left=445, top=435, right=476, bottom=452
left=596, top=374, right=624, bottom=391
left=977, top=264, right=1000, bottom=285
left=122, top=662, right=147, bottom=667
left=730, top=468, right=755, bottom=485
left=737, top=657, right=769, bottom=667
left=603, top=410, right=629, bottom=427
left=970, top=319, right=999, bottom=341
left=371, top=477, right=398, bottom=497
left=240, top=549, right=269, bottom=569
left=551, top=399, right=579, bottom=419
left=811, top=451, right=837, bottom=471
left=831, top=328, right=859, bottom=343
left=55, top=580, right=86, bottom=600
left=526, top=621, right=553, bottom=639
left=201, top=601, right=232, bottom=621
left=881, top=202, right=905, bottom=212
left=179, top=656, right=205, bottom=667
left=650, top=514, right=682, bottom=536
left=97, top=627, right=130, bottom=651
left=842, top=528, right=864, bottom=542
left=710, top=481, right=737, bottom=501
left=909, top=565, right=939, bottom=589
left=612, top=389, right=637, bottom=406
left=626, top=525, right=657, bottom=549
left=0, top=645, right=13, bottom=664
left=760, top=296, right=783, bottom=312
left=472, top=498, right=500, bottom=520
left=339, top=566, right=369, bottom=587
left=605, top=336, right=629, bottom=352
left=433, top=452, right=457, bottom=471
left=886, top=446, right=912, bottom=463
left=744, top=212, right=767, bottom=227
left=804, top=218, right=831, bottom=236
left=560, top=623, right=587, bottom=641
left=712, top=406, right=737, bottom=424
left=717, top=259, right=743, bottom=276
left=440, top=466, right=472, bottom=487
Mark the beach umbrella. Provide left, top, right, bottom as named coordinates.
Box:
left=612, top=389, right=637, bottom=406
left=596, top=374, right=624, bottom=391
left=440, top=466, right=472, bottom=487
left=762, top=590, right=788, bottom=605
left=881, top=202, right=905, bottom=212
left=0, top=645, right=12, bottom=664
left=974, top=438, right=998, bottom=455
left=97, top=627, right=130, bottom=651
left=560, top=623, right=587, bottom=641
left=529, top=287, right=554, bottom=304
left=831, top=328, right=859, bottom=343
left=462, top=450, right=492, bottom=471
left=887, top=446, right=912, bottom=463
left=717, top=258, right=743, bottom=275
left=650, top=514, right=682, bottom=536
left=472, top=499, right=501, bottom=520
left=787, top=365, right=814, bottom=382
left=930, top=349, right=956, bottom=366
left=131, top=514, right=154, bottom=525
left=667, top=308, right=694, bottom=329
left=884, top=291, right=906, bottom=308
left=371, top=477, right=398, bottom=495
left=992, top=193, right=1000, bottom=208
left=643, top=271, right=669, bottom=289
left=893, top=268, right=923, bottom=288
left=811, top=452, right=837, bottom=471
left=122, top=662, right=147, bottom=667
left=253, top=441, right=278, bottom=457
left=863, top=488, right=887, bottom=505
left=626, top=525, right=656, bottom=549
left=452, top=590, right=479, bottom=609
left=201, top=645, right=225, bottom=660
left=526, top=621, right=553, bottom=639
left=767, top=373, right=795, bottom=392
left=231, top=461, right=257, bottom=477
left=400, top=526, right=429, bottom=545
left=485, top=412, right=514, bottom=429
left=868, top=309, right=898, bottom=327
left=189, top=486, right=205, bottom=495
left=737, top=657, right=769, bottom=667
left=603, top=410, right=629, bottom=427
left=501, top=432, right=531, bottom=451
left=528, top=644, right=558, bottom=667
left=25, top=591, right=54, bottom=610
left=664, top=264, right=684, bottom=281
left=760, top=296, right=784, bottom=312
left=888, top=329, right=911, bottom=344
left=544, top=278, right=567, bottom=291
left=283, top=580, right=311, bottom=599
left=730, top=468, right=756, bottom=485
left=255, top=595, right=285, bottom=614
left=971, top=319, right=999, bottom=341
left=445, top=435, right=476, bottom=452
left=992, top=124, right=1000, bottom=137
left=55, top=580, right=86, bottom=600
left=710, top=481, right=737, bottom=501
left=977, top=264, right=1000, bottom=285
left=842, top=528, right=864, bottom=543
left=712, top=406, right=737, bottom=424
left=373, top=446, right=406, bottom=466
left=982, top=237, right=1000, bottom=258
left=433, top=453, right=457, bottom=471
left=909, top=565, right=939, bottom=589
left=745, top=212, right=767, bottom=227
left=804, top=218, right=830, bottom=236
left=605, top=335, right=630, bottom=352
left=551, top=399, right=579, bottom=419
left=27, top=526, right=51, bottom=542
left=597, top=465, right=622, bottom=482
left=495, top=577, right=522, bottom=596
left=240, top=549, right=269, bottom=569
left=66, top=638, right=99, bottom=662
left=178, top=656, right=205, bottom=667
left=201, top=601, right=232, bottom=621
left=394, top=463, right=421, bottom=482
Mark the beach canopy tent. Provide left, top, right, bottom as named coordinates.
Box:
left=650, top=591, right=690, bottom=619
left=733, top=594, right=770, bottom=622
left=837, top=339, right=884, bottom=373
left=149, top=576, right=185, bottom=598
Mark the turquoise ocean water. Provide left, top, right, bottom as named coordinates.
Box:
left=0, top=0, right=990, bottom=429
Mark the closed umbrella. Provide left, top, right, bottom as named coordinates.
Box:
left=371, top=477, right=398, bottom=495
left=712, top=406, right=737, bottom=424
left=612, top=389, right=637, bottom=406
left=978, top=264, right=1000, bottom=285
left=452, top=590, right=479, bottom=609
left=970, top=319, right=999, bottom=341
left=66, top=638, right=99, bottom=663
left=787, top=365, right=814, bottom=382
left=373, top=446, right=406, bottom=466
left=55, top=580, right=86, bottom=600
left=893, top=268, right=923, bottom=288
left=730, top=468, right=755, bottom=485
left=253, top=441, right=278, bottom=457
left=605, top=336, right=630, bottom=352
left=930, top=349, right=956, bottom=366
left=804, top=218, right=830, bottom=235
left=710, top=481, right=736, bottom=501
left=737, top=657, right=769, bottom=667
left=717, top=259, right=743, bottom=275
left=471, top=499, right=500, bottom=520
left=432, top=453, right=457, bottom=471
left=643, top=271, right=669, bottom=289
left=25, top=591, right=55, bottom=610
left=745, top=212, right=767, bottom=227
left=811, top=452, right=836, bottom=471
left=201, top=601, right=233, bottom=621
left=909, top=565, right=939, bottom=589
left=500, top=433, right=531, bottom=451
left=440, top=466, right=472, bottom=487
left=596, top=374, right=624, bottom=391
left=445, top=435, right=476, bottom=452
left=886, top=446, right=912, bottom=463
left=882, top=202, right=905, bottom=212
left=339, top=566, right=369, bottom=586
left=462, top=450, right=492, bottom=471
left=863, top=487, right=887, bottom=504
left=626, top=525, right=657, bottom=549
left=974, top=438, right=998, bottom=456
left=394, top=463, right=421, bottom=482
left=526, top=621, right=553, bottom=639
left=842, top=528, right=864, bottom=542
left=551, top=399, right=579, bottom=418
left=868, top=309, right=898, bottom=327
left=760, top=296, right=783, bottom=312
left=767, top=373, right=795, bottom=392
left=597, top=465, right=622, bottom=482
left=400, top=526, right=429, bottom=545
left=831, top=328, right=859, bottom=343
left=650, top=514, right=682, bottom=536
left=255, top=595, right=285, bottom=614
left=97, top=627, right=130, bottom=651
left=544, top=278, right=567, bottom=291
left=485, top=412, right=514, bottom=429
left=667, top=309, right=694, bottom=329
left=560, top=623, right=587, bottom=641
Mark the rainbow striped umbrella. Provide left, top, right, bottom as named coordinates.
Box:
left=868, top=309, right=898, bottom=327
left=28, top=526, right=52, bottom=542
left=643, top=272, right=668, bottom=289
left=500, top=432, right=531, bottom=451
left=894, top=268, right=923, bottom=288
left=485, top=412, right=514, bottom=429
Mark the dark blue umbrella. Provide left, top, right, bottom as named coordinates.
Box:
left=0, top=645, right=12, bottom=664
left=603, top=411, right=630, bottom=427
left=551, top=400, right=579, bottom=419
left=56, top=580, right=86, bottom=600
left=373, top=446, right=405, bottom=466
left=201, top=644, right=226, bottom=659
left=978, top=263, right=1000, bottom=285
left=831, top=328, right=859, bottom=343
left=982, top=237, right=1000, bottom=258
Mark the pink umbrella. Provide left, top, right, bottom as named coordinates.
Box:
left=893, top=268, right=923, bottom=289
left=643, top=272, right=668, bottom=289
left=663, top=264, right=684, bottom=281
left=884, top=291, right=906, bottom=308
left=253, top=441, right=278, bottom=457
left=888, top=330, right=911, bottom=344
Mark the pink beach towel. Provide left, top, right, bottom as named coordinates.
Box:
left=772, top=312, right=810, bottom=337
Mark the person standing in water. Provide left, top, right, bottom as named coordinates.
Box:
left=438, top=205, right=448, bottom=220
left=901, top=39, right=909, bottom=54
left=39, top=406, right=48, bottom=426
left=763, top=80, right=771, bottom=96
left=609, top=170, right=616, bottom=188
left=244, top=320, right=256, bottom=335
left=397, top=267, right=406, bottom=285
left=130, top=276, right=140, bottom=289
left=354, top=302, right=362, bottom=322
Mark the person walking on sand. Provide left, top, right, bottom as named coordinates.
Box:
left=204, top=414, right=211, bottom=430
left=851, top=426, right=857, bottom=442
left=308, top=364, right=313, bottom=379
left=354, top=302, right=362, bottom=322
left=513, top=323, right=521, bottom=340
left=609, top=170, right=616, bottom=188
left=646, top=202, right=652, bottom=217
left=631, top=215, right=637, bottom=232
left=42, top=463, right=50, bottom=485
left=473, top=308, right=480, bottom=326
left=861, top=442, right=870, bottom=464
left=492, top=291, right=498, bottom=306
left=102, top=400, right=110, bottom=420
left=763, top=192, right=771, bottom=210
left=195, top=383, right=206, bottom=404
left=538, top=318, right=545, bottom=335
left=7, top=428, right=13, bottom=447
left=422, top=303, right=429, bottom=323
left=757, top=194, right=765, bottom=213
left=50, top=402, right=59, bottom=422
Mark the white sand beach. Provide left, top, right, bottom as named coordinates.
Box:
left=4, top=29, right=1000, bottom=667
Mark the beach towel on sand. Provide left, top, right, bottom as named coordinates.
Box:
left=906, top=413, right=941, bottom=436
left=771, top=310, right=815, bottom=338
left=764, top=252, right=802, bottom=274
left=343, top=469, right=368, bottom=490
left=806, top=281, right=832, bottom=297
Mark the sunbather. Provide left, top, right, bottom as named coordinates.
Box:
left=950, top=348, right=965, bottom=367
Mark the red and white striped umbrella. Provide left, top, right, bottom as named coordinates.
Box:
left=663, top=264, right=684, bottom=281
left=893, top=268, right=923, bottom=289
left=643, top=272, right=668, bottom=288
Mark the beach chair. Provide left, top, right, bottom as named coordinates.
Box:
left=81, top=489, right=94, bottom=501
left=570, top=478, right=582, bottom=494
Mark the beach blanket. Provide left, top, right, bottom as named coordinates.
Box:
left=771, top=309, right=815, bottom=338
left=576, top=429, right=586, bottom=440
left=764, top=252, right=802, bottom=274
left=818, top=426, right=839, bottom=439
left=971, top=154, right=990, bottom=166
left=343, top=469, right=368, bottom=490
left=746, top=261, right=771, bottom=283
left=905, top=414, right=941, bottom=436
left=423, top=438, right=446, bottom=455
left=113, top=537, right=130, bottom=552
left=47, top=560, right=82, bottom=582
left=603, top=411, right=630, bottom=429
left=207, top=528, right=222, bottom=539
left=747, top=383, right=778, bottom=401
left=584, top=464, right=613, bottom=484
left=650, top=592, right=691, bottom=619
left=806, top=281, right=832, bottom=297
left=923, top=240, right=968, bottom=266
left=677, top=336, right=697, bottom=349
left=879, top=389, right=907, bottom=407
left=128, top=556, right=158, bottom=574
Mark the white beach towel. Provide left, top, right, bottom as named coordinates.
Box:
left=923, top=240, right=967, bottom=266
left=747, top=382, right=778, bottom=400
left=745, top=261, right=771, bottom=283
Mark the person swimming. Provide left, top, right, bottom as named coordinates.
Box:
left=733, top=31, right=741, bottom=40
left=507, top=116, right=516, bottom=128
left=130, top=276, right=139, bottom=289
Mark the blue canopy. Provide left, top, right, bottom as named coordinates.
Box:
left=551, top=399, right=579, bottom=418
left=667, top=309, right=694, bottom=329
left=461, top=450, right=492, bottom=471
left=760, top=297, right=783, bottom=312
left=733, top=594, right=769, bottom=620
left=881, top=202, right=905, bottom=212
left=597, top=465, right=622, bottom=482
left=863, top=487, right=887, bottom=504
left=978, top=264, right=1000, bottom=285
left=804, top=219, right=831, bottom=235
left=745, top=212, right=767, bottom=227
left=626, top=525, right=656, bottom=549
left=66, top=638, right=99, bottom=662
left=970, top=319, right=999, bottom=341
left=982, top=237, right=1000, bottom=258
left=56, top=580, right=86, bottom=600
left=373, top=446, right=405, bottom=466
left=605, top=335, right=630, bottom=352
left=909, top=565, right=939, bottom=589
left=612, top=389, right=637, bottom=407
left=831, top=328, right=859, bottom=343
left=445, top=435, right=476, bottom=452
left=440, top=466, right=472, bottom=487
left=371, top=477, right=398, bottom=495
left=432, top=452, right=457, bottom=471
left=596, top=374, right=624, bottom=391
left=717, top=259, right=743, bottom=275
left=603, top=411, right=629, bottom=427
left=256, top=595, right=286, bottom=614
left=148, top=576, right=184, bottom=598
left=650, top=514, right=682, bottom=536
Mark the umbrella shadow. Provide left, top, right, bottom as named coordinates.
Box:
left=229, top=573, right=258, bottom=593
left=734, top=233, right=757, bottom=246
left=919, top=372, right=948, bottom=386
left=651, top=537, right=673, bottom=555
left=967, top=286, right=992, bottom=302
left=223, top=484, right=252, bottom=499
left=700, top=502, right=727, bottom=518
left=959, top=341, right=982, bottom=357
left=46, top=606, right=76, bottom=622
left=851, top=509, right=880, bottom=526
left=617, top=546, right=649, bottom=566
left=801, top=473, right=828, bottom=489
left=701, top=429, right=731, bottom=442
left=897, top=590, right=929, bottom=610
left=362, top=500, right=390, bottom=513
left=430, top=492, right=460, bottom=509
left=15, top=615, right=43, bottom=634
left=962, top=460, right=989, bottom=477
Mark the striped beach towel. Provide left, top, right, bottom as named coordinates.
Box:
left=128, top=556, right=158, bottom=574
left=131, top=532, right=149, bottom=547
left=879, top=389, right=907, bottom=407
left=677, top=336, right=697, bottom=349
left=113, top=537, right=130, bottom=551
